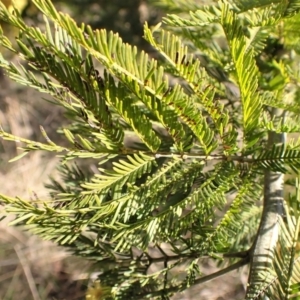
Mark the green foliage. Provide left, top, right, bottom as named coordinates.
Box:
left=1, top=0, right=300, bottom=299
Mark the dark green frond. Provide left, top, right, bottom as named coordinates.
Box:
left=255, top=144, right=300, bottom=173
left=221, top=4, right=262, bottom=137
left=82, top=153, right=156, bottom=196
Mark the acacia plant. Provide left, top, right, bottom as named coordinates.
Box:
left=1, top=0, right=300, bottom=299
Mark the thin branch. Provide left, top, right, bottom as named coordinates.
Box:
left=110, top=249, right=251, bottom=268
left=223, top=250, right=250, bottom=259
left=193, top=257, right=249, bottom=285
left=139, top=257, right=249, bottom=299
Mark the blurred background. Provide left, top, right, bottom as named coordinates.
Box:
left=0, top=0, right=247, bottom=299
